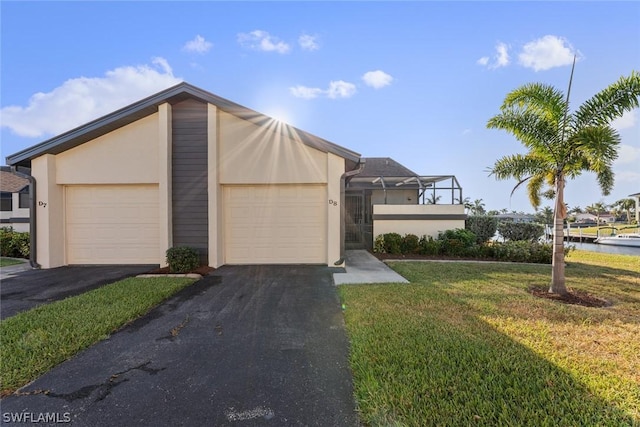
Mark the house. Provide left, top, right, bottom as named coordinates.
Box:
left=0, top=168, right=31, bottom=232
left=630, top=192, right=640, bottom=223
left=6, top=83, right=465, bottom=268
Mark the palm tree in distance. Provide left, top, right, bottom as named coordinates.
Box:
left=487, top=61, right=639, bottom=295
left=613, top=198, right=635, bottom=223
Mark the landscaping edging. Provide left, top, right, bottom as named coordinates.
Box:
left=136, top=273, right=202, bottom=279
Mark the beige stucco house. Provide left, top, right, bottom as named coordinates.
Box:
left=6, top=83, right=465, bottom=268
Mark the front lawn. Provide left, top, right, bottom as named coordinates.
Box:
left=339, top=251, right=640, bottom=426
left=0, top=276, right=196, bottom=396
left=0, top=257, right=25, bottom=268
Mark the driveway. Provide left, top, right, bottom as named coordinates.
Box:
left=1, top=265, right=157, bottom=319
left=1, top=265, right=358, bottom=426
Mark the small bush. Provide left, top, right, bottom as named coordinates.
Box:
left=0, top=227, right=30, bottom=259
left=438, top=229, right=476, bottom=256
left=497, top=222, right=545, bottom=242
left=466, top=216, right=498, bottom=244
left=166, top=246, right=199, bottom=273
left=373, top=235, right=386, bottom=253
left=401, top=234, right=420, bottom=254
left=383, top=233, right=403, bottom=255
left=419, top=235, right=440, bottom=256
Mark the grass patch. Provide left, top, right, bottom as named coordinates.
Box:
left=0, top=257, right=25, bottom=267
left=339, top=251, right=640, bottom=426
left=0, top=276, right=195, bottom=396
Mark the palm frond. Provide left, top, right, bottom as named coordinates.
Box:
left=488, top=154, right=548, bottom=181
left=573, top=70, right=640, bottom=129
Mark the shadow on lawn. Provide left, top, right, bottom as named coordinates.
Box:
left=343, top=283, right=638, bottom=425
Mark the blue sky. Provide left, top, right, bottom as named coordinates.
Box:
left=1, top=1, right=639, bottom=213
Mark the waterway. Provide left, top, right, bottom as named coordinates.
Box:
left=566, top=241, right=640, bottom=256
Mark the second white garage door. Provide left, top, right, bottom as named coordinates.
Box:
left=224, top=185, right=327, bottom=264
left=66, top=185, right=159, bottom=264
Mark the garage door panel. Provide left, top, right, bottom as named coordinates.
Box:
left=224, top=185, right=326, bottom=264
left=66, top=185, right=159, bottom=264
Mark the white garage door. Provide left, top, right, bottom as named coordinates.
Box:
left=66, top=185, right=159, bottom=264
left=224, top=185, right=327, bottom=264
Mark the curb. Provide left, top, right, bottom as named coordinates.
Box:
left=136, top=273, right=202, bottom=279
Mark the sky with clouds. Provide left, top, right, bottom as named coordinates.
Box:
left=1, top=1, right=638, bottom=213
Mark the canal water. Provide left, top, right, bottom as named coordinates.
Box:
left=567, top=241, right=640, bottom=256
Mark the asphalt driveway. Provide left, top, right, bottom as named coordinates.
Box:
left=1, top=265, right=157, bottom=319
left=1, top=265, right=358, bottom=426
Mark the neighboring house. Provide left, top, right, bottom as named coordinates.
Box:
left=0, top=169, right=30, bottom=232
left=6, top=83, right=464, bottom=268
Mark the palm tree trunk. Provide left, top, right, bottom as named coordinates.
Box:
left=550, top=174, right=567, bottom=294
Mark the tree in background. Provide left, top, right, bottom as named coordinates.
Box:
left=487, top=65, right=639, bottom=295
left=470, top=199, right=486, bottom=216
left=613, top=198, right=636, bottom=223
left=586, top=202, right=608, bottom=224
left=535, top=206, right=554, bottom=225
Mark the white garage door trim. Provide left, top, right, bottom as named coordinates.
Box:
left=224, top=185, right=327, bottom=264
left=65, top=185, right=159, bottom=264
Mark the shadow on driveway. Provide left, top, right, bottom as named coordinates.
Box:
left=1, top=265, right=359, bottom=426
left=1, top=265, right=157, bottom=319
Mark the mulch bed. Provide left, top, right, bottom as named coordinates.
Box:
left=146, top=265, right=216, bottom=276
left=528, top=286, right=610, bottom=308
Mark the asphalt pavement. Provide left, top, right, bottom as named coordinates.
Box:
left=1, top=265, right=358, bottom=426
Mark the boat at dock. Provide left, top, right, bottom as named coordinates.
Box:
left=594, top=233, right=640, bottom=247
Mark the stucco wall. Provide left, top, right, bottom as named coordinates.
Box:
left=218, top=111, right=327, bottom=184
left=56, top=114, right=160, bottom=184
left=327, top=153, right=344, bottom=265
left=373, top=204, right=466, bottom=238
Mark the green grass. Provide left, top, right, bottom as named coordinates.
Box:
left=0, top=276, right=195, bottom=396
left=339, top=251, right=640, bottom=426
left=0, top=257, right=25, bottom=267
left=570, top=224, right=639, bottom=237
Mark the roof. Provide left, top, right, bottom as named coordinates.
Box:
left=6, top=82, right=361, bottom=167
left=357, top=157, right=419, bottom=178
left=0, top=170, right=29, bottom=193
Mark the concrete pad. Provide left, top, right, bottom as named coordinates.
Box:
left=0, top=259, right=32, bottom=280
left=333, top=250, right=409, bottom=285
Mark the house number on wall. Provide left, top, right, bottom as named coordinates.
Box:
left=38, top=201, right=47, bottom=208
left=328, top=199, right=338, bottom=206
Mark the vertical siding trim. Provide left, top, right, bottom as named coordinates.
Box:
left=158, top=103, right=172, bottom=266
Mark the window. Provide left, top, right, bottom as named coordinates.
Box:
left=19, top=191, right=29, bottom=209
left=0, top=192, right=12, bottom=211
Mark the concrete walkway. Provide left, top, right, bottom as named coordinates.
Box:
left=333, top=250, right=409, bottom=285
left=0, top=258, right=32, bottom=281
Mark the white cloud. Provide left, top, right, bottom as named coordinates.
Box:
left=362, top=70, right=393, bottom=89
left=518, top=35, right=577, bottom=71
left=614, top=170, right=640, bottom=183
left=298, top=34, right=319, bottom=51
left=0, top=58, right=181, bottom=138
left=611, top=110, right=637, bottom=131
left=477, top=42, right=509, bottom=69
left=327, top=80, right=357, bottom=99
left=289, top=80, right=357, bottom=100
left=183, top=35, right=213, bottom=54
left=289, top=85, right=323, bottom=99
left=238, top=30, right=290, bottom=54
left=462, top=129, right=472, bottom=135
left=615, top=144, right=640, bottom=165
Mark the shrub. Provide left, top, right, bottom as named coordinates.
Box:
left=166, top=246, right=199, bottom=273
left=419, top=235, right=440, bottom=256
left=0, top=227, right=30, bottom=259
left=383, top=233, right=403, bottom=255
left=466, top=216, right=498, bottom=244
left=373, top=235, right=386, bottom=253
left=497, top=222, right=545, bottom=242
left=401, top=234, right=420, bottom=254
left=438, top=229, right=477, bottom=256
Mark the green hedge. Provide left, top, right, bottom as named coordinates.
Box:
left=373, top=231, right=567, bottom=264
left=0, top=227, right=30, bottom=259
left=166, top=246, right=199, bottom=273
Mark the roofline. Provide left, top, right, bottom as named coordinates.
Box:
left=6, top=82, right=361, bottom=166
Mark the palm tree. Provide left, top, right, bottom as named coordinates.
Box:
left=613, top=198, right=635, bottom=223
left=487, top=65, right=640, bottom=295
left=471, top=199, right=486, bottom=215
left=586, top=202, right=608, bottom=224
left=425, top=193, right=442, bottom=205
